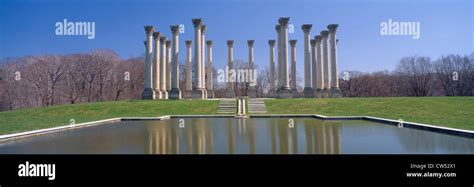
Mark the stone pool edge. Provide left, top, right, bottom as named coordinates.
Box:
left=250, top=114, right=474, bottom=138
left=1, top=114, right=473, bottom=141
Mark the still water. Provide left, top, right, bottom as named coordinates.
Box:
left=1, top=118, right=473, bottom=154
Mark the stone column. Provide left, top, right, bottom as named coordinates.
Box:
left=201, top=25, right=207, bottom=99
left=160, top=36, right=168, bottom=99
left=191, top=18, right=205, bottom=99
left=185, top=40, right=192, bottom=97
left=321, top=30, right=330, bottom=98
left=166, top=40, right=171, bottom=92
left=169, top=25, right=181, bottom=99
left=289, top=39, right=298, bottom=97
left=153, top=31, right=162, bottom=99
left=302, top=24, right=314, bottom=98
left=277, top=17, right=292, bottom=98
left=310, top=39, right=316, bottom=97
left=248, top=40, right=257, bottom=98
left=142, top=26, right=156, bottom=99
left=268, top=40, right=276, bottom=97
left=328, top=24, right=341, bottom=98
left=275, top=25, right=281, bottom=90
left=315, top=35, right=324, bottom=98
left=206, top=40, right=214, bottom=98
left=226, top=40, right=235, bottom=98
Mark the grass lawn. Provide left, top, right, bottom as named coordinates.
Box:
left=0, top=100, right=218, bottom=135
left=265, top=97, right=474, bottom=130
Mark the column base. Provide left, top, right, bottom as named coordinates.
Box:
left=192, top=89, right=206, bottom=99
left=183, top=90, right=192, bottom=98
left=303, top=87, right=314, bottom=98
left=277, top=87, right=292, bottom=98
left=322, top=88, right=330, bottom=98
left=315, top=88, right=324, bottom=98
left=207, top=90, right=215, bottom=99
left=330, top=87, right=342, bottom=98
left=142, top=88, right=155, bottom=100
left=161, top=91, right=168, bottom=99
left=153, top=90, right=162, bottom=100
left=204, top=89, right=208, bottom=99
left=169, top=88, right=182, bottom=99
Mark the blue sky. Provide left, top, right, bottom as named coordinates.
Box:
left=0, top=0, right=472, bottom=73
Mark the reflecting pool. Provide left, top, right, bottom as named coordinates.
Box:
left=1, top=118, right=473, bottom=154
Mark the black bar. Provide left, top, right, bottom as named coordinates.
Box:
left=0, top=155, right=473, bottom=186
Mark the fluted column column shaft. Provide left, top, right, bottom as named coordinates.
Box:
left=185, top=41, right=192, bottom=91
left=153, top=32, right=161, bottom=93
left=315, top=36, right=323, bottom=89
left=206, top=41, right=213, bottom=90
left=201, top=26, right=206, bottom=89
left=280, top=19, right=290, bottom=89
left=321, top=31, right=330, bottom=89
left=329, top=25, right=339, bottom=88
left=289, top=40, right=297, bottom=90
left=160, top=37, right=167, bottom=92
left=144, top=27, right=154, bottom=90
left=302, top=24, right=312, bottom=89
left=193, top=20, right=202, bottom=90
left=310, top=39, right=317, bottom=89
left=268, top=40, right=275, bottom=92
left=171, top=27, right=179, bottom=89
left=276, top=25, right=281, bottom=89
left=166, top=41, right=171, bottom=91
left=227, top=41, right=234, bottom=90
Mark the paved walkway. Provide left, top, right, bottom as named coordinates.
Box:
left=247, top=98, right=267, bottom=113
left=217, top=99, right=237, bottom=114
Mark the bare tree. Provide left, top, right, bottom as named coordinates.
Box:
left=396, top=56, right=433, bottom=96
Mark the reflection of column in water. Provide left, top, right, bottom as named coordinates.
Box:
left=325, top=123, right=332, bottom=154
left=207, top=120, right=214, bottom=154
left=147, top=126, right=153, bottom=154
left=278, top=119, right=290, bottom=154
left=270, top=119, right=277, bottom=154
left=291, top=120, right=298, bottom=154
left=184, top=119, right=193, bottom=154
left=195, top=118, right=206, bottom=154
left=304, top=120, right=313, bottom=154
left=226, top=118, right=234, bottom=154
left=332, top=124, right=340, bottom=154
left=247, top=119, right=256, bottom=154
left=172, top=124, right=179, bottom=154
left=315, top=120, right=324, bottom=154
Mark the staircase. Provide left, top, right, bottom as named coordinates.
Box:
left=247, top=98, right=267, bottom=113
left=217, top=99, right=237, bottom=114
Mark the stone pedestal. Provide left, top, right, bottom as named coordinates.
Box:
left=277, top=88, right=292, bottom=98
left=192, top=89, right=205, bottom=99
left=315, top=88, right=324, bottom=98
left=322, top=88, right=330, bottom=98
left=303, top=88, right=314, bottom=98
left=142, top=87, right=155, bottom=100
left=169, top=88, right=182, bottom=99
left=330, top=87, right=341, bottom=98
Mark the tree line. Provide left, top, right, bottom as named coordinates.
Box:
left=0, top=49, right=472, bottom=111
